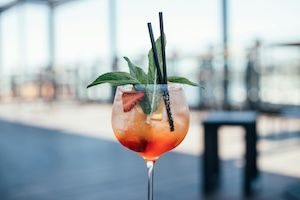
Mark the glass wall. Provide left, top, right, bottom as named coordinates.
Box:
left=0, top=0, right=299, bottom=107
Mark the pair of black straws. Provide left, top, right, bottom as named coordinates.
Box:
left=147, top=12, right=174, bottom=132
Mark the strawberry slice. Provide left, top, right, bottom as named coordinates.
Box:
left=122, top=91, right=145, bottom=112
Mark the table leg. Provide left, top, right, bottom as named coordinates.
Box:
left=203, top=125, right=219, bottom=194
left=244, top=123, right=258, bottom=196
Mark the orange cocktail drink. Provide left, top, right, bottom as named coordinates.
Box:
left=112, top=84, right=189, bottom=161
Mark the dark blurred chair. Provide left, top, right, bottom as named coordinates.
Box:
left=202, top=111, right=259, bottom=196
left=280, top=107, right=300, bottom=200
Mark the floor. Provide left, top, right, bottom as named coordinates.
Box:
left=0, top=119, right=299, bottom=200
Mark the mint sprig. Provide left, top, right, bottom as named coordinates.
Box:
left=87, top=37, right=198, bottom=87
left=87, top=35, right=198, bottom=114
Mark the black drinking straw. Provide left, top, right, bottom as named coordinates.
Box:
left=159, top=12, right=167, bottom=84
left=159, top=12, right=174, bottom=132
left=147, top=21, right=174, bottom=132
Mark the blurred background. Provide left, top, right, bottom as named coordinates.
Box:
left=0, top=0, right=299, bottom=199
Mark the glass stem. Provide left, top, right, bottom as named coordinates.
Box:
left=147, top=160, right=155, bottom=200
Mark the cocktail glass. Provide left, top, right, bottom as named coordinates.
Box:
left=111, top=83, right=190, bottom=200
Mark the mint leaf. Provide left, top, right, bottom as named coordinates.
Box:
left=123, top=57, right=148, bottom=84
left=87, top=72, right=140, bottom=88
left=137, top=93, right=152, bottom=114
left=134, top=84, right=162, bottom=114
left=167, top=76, right=198, bottom=86
left=147, top=36, right=165, bottom=83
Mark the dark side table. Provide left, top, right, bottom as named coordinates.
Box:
left=202, top=111, right=259, bottom=196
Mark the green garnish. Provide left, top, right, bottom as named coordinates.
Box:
left=87, top=36, right=198, bottom=114
left=87, top=36, right=197, bottom=87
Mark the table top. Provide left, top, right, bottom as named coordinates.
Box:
left=280, top=108, right=300, bottom=118
left=203, top=111, right=257, bottom=125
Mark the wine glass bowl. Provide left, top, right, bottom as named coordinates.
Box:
left=111, top=84, right=190, bottom=161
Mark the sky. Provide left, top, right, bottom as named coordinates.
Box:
left=1, top=0, right=300, bottom=74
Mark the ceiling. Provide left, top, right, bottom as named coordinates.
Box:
left=0, top=0, right=76, bottom=12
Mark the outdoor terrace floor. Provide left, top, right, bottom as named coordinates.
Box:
left=0, top=101, right=299, bottom=199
